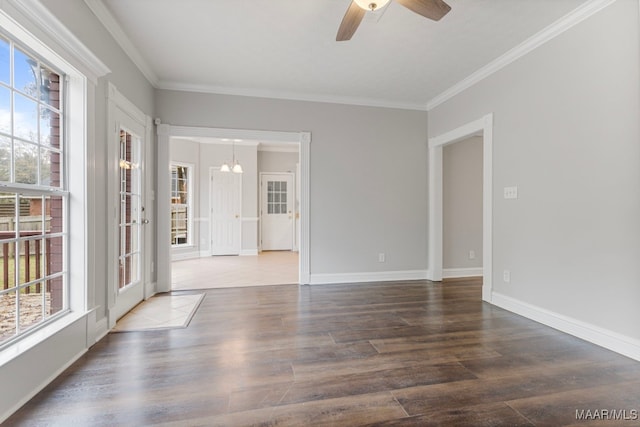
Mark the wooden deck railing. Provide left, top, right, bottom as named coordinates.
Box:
left=1, top=231, right=51, bottom=293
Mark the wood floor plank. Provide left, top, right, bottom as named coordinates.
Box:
left=393, top=361, right=640, bottom=417
left=361, top=402, right=535, bottom=426
left=369, top=325, right=560, bottom=354
left=160, top=392, right=408, bottom=427
left=5, top=280, right=640, bottom=426
left=507, top=380, right=640, bottom=427
left=280, top=362, right=476, bottom=406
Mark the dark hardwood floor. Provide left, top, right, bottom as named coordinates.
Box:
left=6, top=279, right=640, bottom=426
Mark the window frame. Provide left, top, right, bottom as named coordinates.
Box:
left=0, top=12, right=88, bottom=352
left=170, top=161, right=194, bottom=248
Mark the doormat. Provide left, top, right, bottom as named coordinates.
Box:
left=111, top=293, right=205, bottom=332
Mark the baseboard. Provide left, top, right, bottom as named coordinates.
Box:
left=443, top=267, right=483, bottom=279
left=491, top=292, right=640, bottom=362
left=199, top=250, right=259, bottom=257
left=171, top=251, right=200, bottom=261
left=93, top=317, right=109, bottom=343
left=300, top=271, right=311, bottom=285
left=145, top=281, right=157, bottom=298
left=0, top=347, right=86, bottom=424
left=309, top=270, right=429, bottom=285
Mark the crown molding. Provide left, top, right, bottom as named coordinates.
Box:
left=5, top=0, right=110, bottom=83
left=83, top=0, right=617, bottom=112
left=158, top=80, right=429, bottom=111
left=84, top=0, right=159, bottom=86
left=426, top=0, right=617, bottom=111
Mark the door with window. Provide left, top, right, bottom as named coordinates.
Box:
left=210, top=168, right=241, bottom=255
left=111, top=109, right=146, bottom=322
left=261, top=173, right=294, bottom=251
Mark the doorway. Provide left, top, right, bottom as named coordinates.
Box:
left=443, top=137, right=483, bottom=279
left=156, top=127, right=311, bottom=293
left=428, top=114, right=493, bottom=302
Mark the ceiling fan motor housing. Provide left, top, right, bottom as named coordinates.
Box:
left=354, top=0, right=391, bottom=11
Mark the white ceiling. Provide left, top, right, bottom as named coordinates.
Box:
left=93, top=0, right=591, bottom=110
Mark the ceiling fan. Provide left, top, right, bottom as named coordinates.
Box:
left=336, top=0, right=451, bottom=41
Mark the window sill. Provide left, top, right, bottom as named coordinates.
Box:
left=0, top=310, right=92, bottom=367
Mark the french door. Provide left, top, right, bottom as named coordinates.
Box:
left=261, top=173, right=294, bottom=251
left=111, top=108, right=146, bottom=322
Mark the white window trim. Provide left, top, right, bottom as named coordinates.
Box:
left=170, top=161, right=195, bottom=248
left=0, top=4, right=91, bottom=358
left=5, top=0, right=110, bottom=84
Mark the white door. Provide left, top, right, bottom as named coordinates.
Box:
left=210, top=168, right=241, bottom=255
left=261, top=173, right=294, bottom=251
left=112, top=110, right=146, bottom=321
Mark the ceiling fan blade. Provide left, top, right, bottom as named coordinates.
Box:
left=395, top=0, right=451, bottom=21
left=336, top=1, right=366, bottom=41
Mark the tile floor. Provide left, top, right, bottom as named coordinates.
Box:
left=112, top=293, right=204, bottom=332
left=172, top=250, right=299, bottom=291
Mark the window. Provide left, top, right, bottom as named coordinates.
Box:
left=267, top=180, right=287, bottom=214
left=119, top=129, right=141, bottom=289
left=170, top=163, right=192, bottom=246
left=0, top=33, right=67, bottom=346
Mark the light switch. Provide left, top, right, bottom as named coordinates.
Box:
left=503, top=270, right=511, bottom=283
left=504, top=186, right=518, bottom=199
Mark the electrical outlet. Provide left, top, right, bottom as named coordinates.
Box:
left=378, top=253, right=386, bottom=263
left=503, top=270, right=511, bottom=283
left=469, top=250, right=476, bottom=260
left=504, top=186, right=518, bottom=199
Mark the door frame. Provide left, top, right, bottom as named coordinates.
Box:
left=106, top=83, right=154, bottom=328
left=428, top=113, right=493, bottom=302
left=209, top=166, right=242, bottom=255
left=157, top=125, right=311, bottom=289
left=259, top=172, right=296, bottom=252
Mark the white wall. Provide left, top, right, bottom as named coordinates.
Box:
left=156, top=92, right=430, bottom=277
left=258, top=150, right=299, bottom=173
left=443, top=136, right=483, bottom=271
left=39, top=0, right=154, bottom=114
left=429, top=0, right=640, bottom=345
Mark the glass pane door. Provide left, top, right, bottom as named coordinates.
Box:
left=118, top=129, right=141, bottom=290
